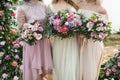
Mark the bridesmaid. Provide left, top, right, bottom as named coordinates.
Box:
left=49, top=0, right=80, bottom=80
left=77, top=0, right=108, bottom=80
left=17, top=0, right=53, bottom=80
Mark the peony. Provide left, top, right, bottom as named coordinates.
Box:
left=2, top=73, right=8, bottom=79
left=0, top=41, right=6, bottom=46
left=61, top=26, right=69, bottom=34
left=0, top=25, right=3, bottom=30
left=11, top=61, right=18, bottom=67
left=69, top=12, right=75, bottom=19
left=111, top=67, right=117, bottom=73
left=13, top=76, right=19, bottom=80
left=38, top=26, right=43, bottom=32
left=86, top=22, right=94, bottom=31
left=98, top=32, right=106, bottom=40
left=0, top=11, right=3, bottom=16
left=0, top=52, right=4, bottom=58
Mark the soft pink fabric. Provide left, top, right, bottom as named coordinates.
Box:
left=17, top=1, right=53, bottom=80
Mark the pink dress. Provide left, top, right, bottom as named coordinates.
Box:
left=17, top=1, right=53, bottom=80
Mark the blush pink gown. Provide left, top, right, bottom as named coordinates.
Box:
left=17, top=1, right=53, bottom=80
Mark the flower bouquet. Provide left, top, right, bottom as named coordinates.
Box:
left=77, top=14, right=112, bottom=41
left=20, top=20, right=44, bottom=45
left=45, top=9, right=83, bottom=39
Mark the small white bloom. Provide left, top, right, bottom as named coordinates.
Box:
left=2, top=73, right=8, bottom=79
left=65, top=22, right=69, bottom=25
left=113, top=49, right=119, bottom=54
left=111, top=78, right=114, bottom=80
left=0, top=60, right=2, bottom=64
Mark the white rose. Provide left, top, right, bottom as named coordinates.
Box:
left=0, top=41, right=6, bottom=46
left=2, top=73, right=8, bottom=79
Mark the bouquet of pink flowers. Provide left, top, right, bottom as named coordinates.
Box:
left=45, top=9, right=83, bottom=38
left=20, top=20, right=44, bottom=45
left=82, top=14, right=112, bottom=41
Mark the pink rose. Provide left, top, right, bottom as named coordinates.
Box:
left=111, top=68, right=117, bottom=73
left=11, top=29, right=16, bottom=34
left=0, top=41, right=6, bottom=46
left=14, top=43, right=20, bottom=48
left=69, top=12, right=75, bottom=19
left=34, top=33, right=42, bottom=40
left=0, top=11, right=3, bottom=16
left=90, top=32, right=96, bottom=37
left=13, top=76, right=19, bottom=80
left=106, top=68, right=112, bottom=76
left=61, top=26, right=69, bottom=34
left=0, top=25, right=3, bottom=31
left=87, top=22, right=94, bottom=31
left=98, top=32, right=106, bottom=40
left=38, top=26, right=43, bottom=32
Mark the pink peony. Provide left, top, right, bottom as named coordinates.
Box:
left=86, top=22, right=94, bottom=31
left=98, top=32, right=106, bottom=40
left=61, top=26, right=69, bottom=34
left=0, top=25, right=3, bottom=31
left=13, top=76, right=19, bottom=80
left=38, top=26, right=43, bottom=32
left=111, top=68, right=117, bottom=73
left=0, top=11, right=3, bottom=16
left=11, top=29, right=16, bottom=34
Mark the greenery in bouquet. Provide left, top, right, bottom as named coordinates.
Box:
left=0, top=0, right=23, bottom=80
left=99, top=49, right=120, bottom=80
left=45, top=9, right=83, bottom=39
left=20, top=20, right=44, bottom=46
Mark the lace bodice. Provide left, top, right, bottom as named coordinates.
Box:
left=17, top=1, right=49, bottom=29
